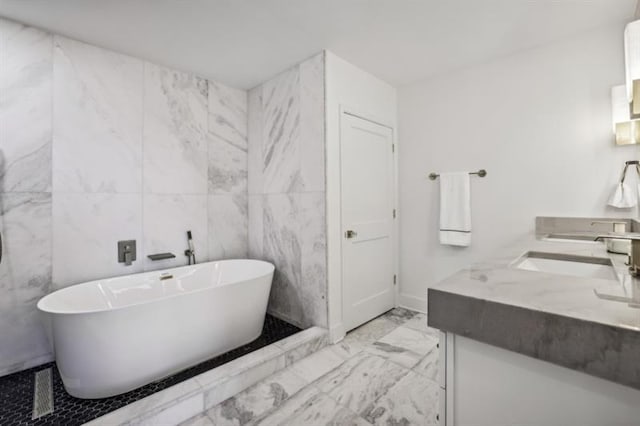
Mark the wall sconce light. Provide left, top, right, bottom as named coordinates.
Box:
left=612, top=84, right=640, bottom=145
left=625, top=20, right=640, bottom=118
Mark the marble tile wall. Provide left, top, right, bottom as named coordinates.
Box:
left=0, top=17, right=248, bottom=376
left=247, top=52, right=328, bottom=329
left=0, top=20, right=53, bottom=376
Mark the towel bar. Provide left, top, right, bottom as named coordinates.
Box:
left=428, top=169, right=487, bottom=180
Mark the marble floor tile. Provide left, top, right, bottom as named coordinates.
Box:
left=180, top=414, right=215, bottom=426
left=330, top=338, right=365, bottom=361
left=361, top=369, right=439, bottom=426
left=412, top=343, right=438, bottom=382
left=363, top=341, right=423, bottom=369
left=289, top=345, right=348, bottom=384
left=178, top=317, right=441, bottom=426
left=207, top=368, right=307, bottom=426
left=376, top=326, right=438, bottom=356
left=403, top=313, right=440, bottom=339
left=255, top=386, right=367, bottom=426
left=402, top=312, right=427, bottom=330
left=343, top=316, right=399, bottom=345
left=384, top=307, right=419, bottom=326
left=314, top=352, right=410, bottom=414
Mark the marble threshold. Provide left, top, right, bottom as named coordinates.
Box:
left=85, top=327, right=328, bottom=425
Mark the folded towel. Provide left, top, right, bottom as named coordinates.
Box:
left=439, top=172, right=471, bottom=246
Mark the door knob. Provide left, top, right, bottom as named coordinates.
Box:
left=345, top=230, right=358, bottom=239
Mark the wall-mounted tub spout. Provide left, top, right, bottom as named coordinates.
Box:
left=185, top=230, right=196, bottom=265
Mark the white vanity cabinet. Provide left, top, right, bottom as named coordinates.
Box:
left=438, top=332, right=640, bottom=426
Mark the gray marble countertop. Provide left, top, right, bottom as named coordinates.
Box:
left=428, top=234, right=640, bottom=389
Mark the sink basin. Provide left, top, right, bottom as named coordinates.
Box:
left=542, top=233, right=599, bottom=244
left=512, top=251, right=618, bottom=281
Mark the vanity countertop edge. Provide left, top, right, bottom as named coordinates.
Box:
left=427, top=233, right=640, bottom=390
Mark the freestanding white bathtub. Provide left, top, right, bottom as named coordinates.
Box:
left=37, top=259, right=274, bottom=399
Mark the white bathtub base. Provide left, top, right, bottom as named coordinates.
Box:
left=38, top=260, right=274, bottom=398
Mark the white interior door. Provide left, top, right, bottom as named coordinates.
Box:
left=341, top=112, right=395, bottom=332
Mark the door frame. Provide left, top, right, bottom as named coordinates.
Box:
left=330, top=105, right=398, bottom=340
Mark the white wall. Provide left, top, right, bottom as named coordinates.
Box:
left=325, top=51, right=397, bottom=340
left=398, top=22, right=640, bottom=312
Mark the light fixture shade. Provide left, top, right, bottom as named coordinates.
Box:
left=625, top=20, right=640, bottom=102
left=612, top=84, right=629, bottom=134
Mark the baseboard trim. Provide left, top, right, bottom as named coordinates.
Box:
left=398, top=293, right=427, bottom=314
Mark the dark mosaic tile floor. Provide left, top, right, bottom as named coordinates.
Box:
left=0, top=315, right=300, bottom=426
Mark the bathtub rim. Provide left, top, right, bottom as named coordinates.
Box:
left=37, top=259, right=274, bottom=316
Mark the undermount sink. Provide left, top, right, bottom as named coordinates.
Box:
left=542, top=233, right=599, bottom=244
left=512, top=251, right=618, bottom=281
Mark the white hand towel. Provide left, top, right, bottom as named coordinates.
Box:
left=439, top=172, right=471, bottom=247
left=608, top=182, right=636, bottom=208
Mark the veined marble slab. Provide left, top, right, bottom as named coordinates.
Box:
left=143, top=62, right=208, bottom=195
left=429, top=234, right=640, bottom=390
left=0, top=193, right=52, bottom=375
left=0, top=18, right=52, bottom=193
left=52, top=36, right=143, bottom=193
left=207, top=80, right=247, bottom=195
left=88, top=327, right=328, bottom=426
left=207, top=194, right=248, bottom=260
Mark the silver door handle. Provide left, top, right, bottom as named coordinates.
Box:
left=345, top=230, right=358, bottom=239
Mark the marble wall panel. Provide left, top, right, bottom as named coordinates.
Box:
left=261, top=67, right=302, bottom=194
left=247, top=87, right=263, bottom=195
left=208, top=194, right=247, bottom=260
left=0, top=19, right=52, bottom=193
left=52, top=193, right=143, bottom=287
left=247, top=53, right=327, bottom=328
left=143, top=63, right=208, bottom=195
left=52, top=37, right=143, bottom=193
left=0, top=193, right=52, bottom=375
left=208, top=81, right=247, bottom=195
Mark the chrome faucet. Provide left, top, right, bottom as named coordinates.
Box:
left=595, top=233, right=640, bottom=276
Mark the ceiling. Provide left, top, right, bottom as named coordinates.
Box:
left=0, top=0, right=636, bottom=89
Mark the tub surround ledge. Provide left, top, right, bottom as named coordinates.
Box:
left=428, top=226, right=640, bottom=391
left=85, top=326, right=328, bottom=426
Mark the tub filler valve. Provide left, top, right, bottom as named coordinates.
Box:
left=117, top=240, right=137, bottom=266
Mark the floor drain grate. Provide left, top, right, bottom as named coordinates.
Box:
left=32, top=368, right=54, bottom=420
